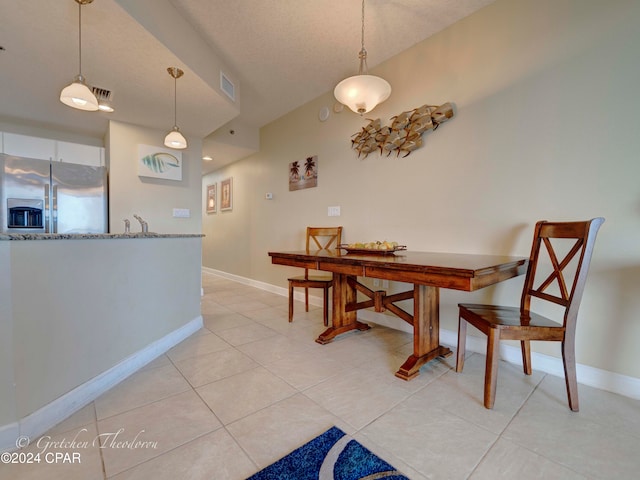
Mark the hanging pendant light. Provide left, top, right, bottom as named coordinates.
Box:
left=164, top=67, right=188, bottom=150
left=60, top=0, right=99, bottom=111
left=334, top=0, right=391, bottom=115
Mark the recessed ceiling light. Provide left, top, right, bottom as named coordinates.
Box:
left=202, top=155, right=213, bottom=161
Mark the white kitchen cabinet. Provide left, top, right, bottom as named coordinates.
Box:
left=56, top=141, right=104, bottom=167
left=2, top=132, right=56, bottom=161
left=1, top=132, right=104, bottom=167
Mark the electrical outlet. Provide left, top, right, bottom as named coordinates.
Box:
left=328, top=206, right=341, bottom=216
left=382, top=280, right=389, bottom=288
left=373, top=279, right=380, bottom=287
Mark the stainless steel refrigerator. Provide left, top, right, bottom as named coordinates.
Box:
left=0, top=153, right=108, bottom=234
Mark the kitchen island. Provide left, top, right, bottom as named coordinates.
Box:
left=0, top=233, right=203, bottom=451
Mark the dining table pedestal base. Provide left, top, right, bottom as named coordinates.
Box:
left=315, top=273, right=371, bottom=344
left=395, top=346, right=453, bottom=381
left=315, top=321, right=371, bottom=345
left=393, top=284, right=452, bottom=381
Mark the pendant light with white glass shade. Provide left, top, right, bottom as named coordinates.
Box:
left=164, top=67, right=188, bottom=150
left=60, top=0, right=99, bottom=111
left=334, top=0, right=391, bottom=115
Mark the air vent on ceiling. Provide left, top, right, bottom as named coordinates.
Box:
left=91, top=86, right=114, bottom=112
left=220, top=72, right=235, bottom=102
left=91, top=87, right=111, bottom=102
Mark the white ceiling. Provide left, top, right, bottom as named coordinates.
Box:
left=0, top=0, right=495, bottom=174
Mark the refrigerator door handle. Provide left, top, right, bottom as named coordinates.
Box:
left=52, top=185, right=58, bottom=233
left=44, top=185, right=50, bottom=233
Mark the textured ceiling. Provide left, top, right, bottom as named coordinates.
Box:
left=170, top=0, right=495, bottom=129
left=0, top=0, right=495, bottom=173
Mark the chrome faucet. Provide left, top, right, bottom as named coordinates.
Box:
left=123, top=218, right=130, bottom=234
left=133, top=214, right=148, bottom=233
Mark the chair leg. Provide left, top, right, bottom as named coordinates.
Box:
left=562, top=338, right=580, bottom=412
left=288, top=283, right=294, bottom=323
left=304, top=287, right=309, bottom=312
left=456, top=316, right=467, bottom=373
left=521, top=340, right=532, bottom=375
left=484, top=328, right=501, bottom=409
left=322, top=286, right=329, bottom=327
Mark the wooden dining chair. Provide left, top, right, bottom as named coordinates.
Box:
left=456, top=218, right=604, bottom=411
left=288, top=226, right=343, bottom=326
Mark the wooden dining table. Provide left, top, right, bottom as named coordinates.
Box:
left=268, top=249, right=528, bottom=380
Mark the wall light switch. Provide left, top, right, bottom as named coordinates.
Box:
left=328, top=206, right=341, bottom=217
left=172, top=208, right=190, bottom=218
left=265, top=192, right=273, bottom=200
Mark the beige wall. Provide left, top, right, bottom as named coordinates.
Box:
left=203, top=0, right=640, bottom=380
left=108, top=120, right=203, bottom=234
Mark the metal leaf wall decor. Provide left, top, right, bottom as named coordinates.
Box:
left=351, top=102, right=454, bottom=158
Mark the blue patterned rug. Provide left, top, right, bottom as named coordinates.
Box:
left=246, top=426, right=409, bottom=479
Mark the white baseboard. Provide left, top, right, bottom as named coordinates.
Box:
left=0, top=423, right=19, bottom=456
left=203, top=268, right=640, bottom=401
left=203, top=267, right=288, bottom=297
left=0, top=316, right=202, bottom=453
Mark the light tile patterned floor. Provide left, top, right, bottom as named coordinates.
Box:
left=2, top=272, right=640, bottom=479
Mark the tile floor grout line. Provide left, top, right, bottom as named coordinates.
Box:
left=91, top=401, right=109, bottom=480
left=459, top=369, right=539, bottom=480
left=462, top=434, right=502, bottom=480
left=93, top=381, right=193, bottom=425
left=103, top=428, right=230, bottom=479
left=220, top=424, right=261, bottom=473
left=488, top=372, right=598, bottom=480
left=172, top=315, right=267, bottom=473
left=498, top=371, right=546, bottom=437
left=98, top=341, right=241, bottom=478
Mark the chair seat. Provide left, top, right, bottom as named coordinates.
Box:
left=459, top=303, right=565, bottom=341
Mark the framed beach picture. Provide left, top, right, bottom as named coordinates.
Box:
left=289, top=155, right=318, bottom=191
left=221, top=177, right=233, bottom=211
left=137, top=144, right=182, bottom=181
left=206, top=183, right=217, bottom=214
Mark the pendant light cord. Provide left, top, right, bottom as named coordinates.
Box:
left=361, top=0, right=365, bottom=53
left=78, top=2, right=83, bottom=76
left=358, top=0, right=369, bottom=75
left=173, top=75, right=178, bottom=127
left=166, top=67, right=184, bottom=129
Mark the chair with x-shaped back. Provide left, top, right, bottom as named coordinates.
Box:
left=288, top=226, right=343, bottom=326
left=456, top=218, right=604, bottom=411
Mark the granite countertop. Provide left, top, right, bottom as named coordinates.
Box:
left=0, top=232, right=204, bottom=241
